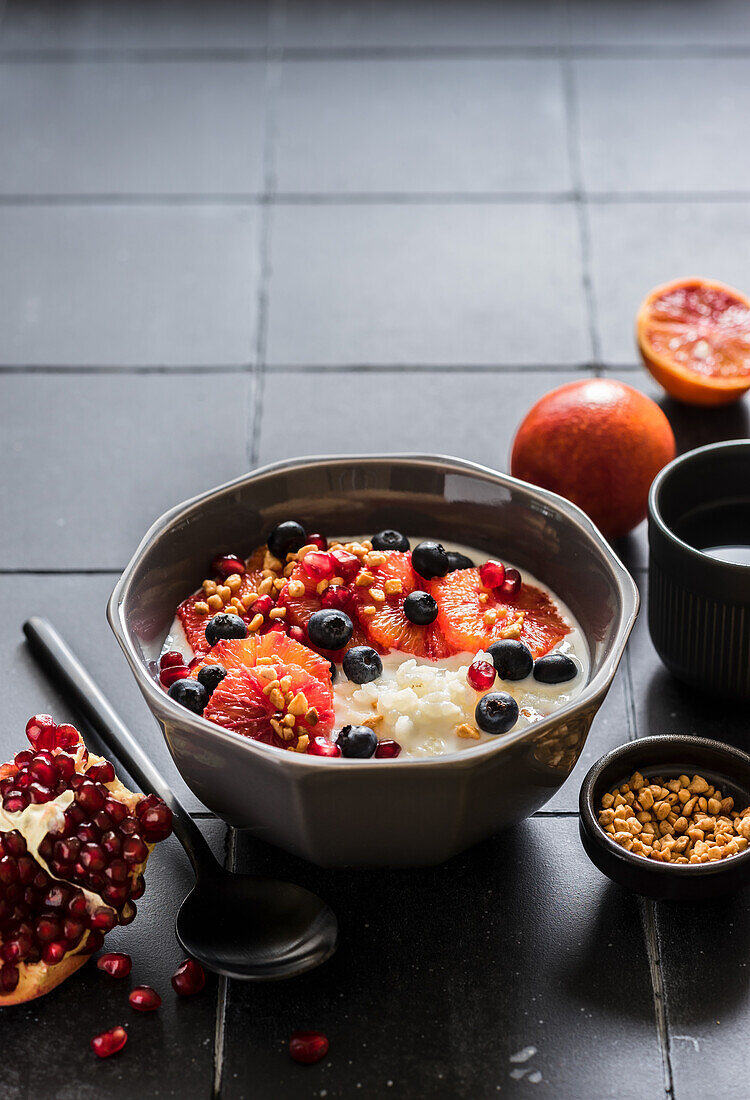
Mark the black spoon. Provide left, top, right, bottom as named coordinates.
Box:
left=23, top=617, right=339, bottom=980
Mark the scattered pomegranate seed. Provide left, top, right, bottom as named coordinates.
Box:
left=171, top=958, right=206, bottom=996
left=306, top=737, right=342, bottom=758
left=91, top=1025, right=127, bottom=1058
left=479, top=560, right=506, bottom=589
left=467, top=660, right=496, bottom=691
left=301, top=550, right=335, bottom=582
left=159, top=650, right=185, bottom=670
left=321, top=585, right=356, bottom=613
left=129, top=985, right=162, bottom=1012
left=330, top=548, right=360, bottom=583
left=211, top=554, right=245, bottom=578
left=374, top=739, right=402, bottom=759
left=250, top=594, right=274, bottom=619
left=499, top=568, right=521, bottom=597
left=263, top=620, right=288, bottom=636
left=289, top=1030, right=329, bottom=1065
left=160, top=665, right=190, bottom=689
left=97, top=952, right=132, bottom=979
left=307, top=533, right=328, bottom=551
left=289, top=625, right=307, bottom=645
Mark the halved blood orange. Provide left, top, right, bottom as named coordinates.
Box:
left=177, top=547, right=266, bottom=656
left=637, top=277, right=750, bottom=406
left=433, top=568, right=569, bottom=659
left=195, top=632, right=333, bottom=688
left=351, top=551, right=454, bottom=659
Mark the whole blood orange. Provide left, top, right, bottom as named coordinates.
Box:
left=510, top=378, right=676, bottom=539
left=637, top=277, right=750, bottom=406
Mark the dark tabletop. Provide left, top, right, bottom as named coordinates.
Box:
left=1, top=1, right=750, bottom=1097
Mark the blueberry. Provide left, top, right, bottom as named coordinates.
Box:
left=267, top=520, right=307, bottom=561
left=197, top=663, right=227, bottom=694
left=403, top=591, right=438, bottom=625
left=411, top=540, right=450, bottom=580
left=371, top=529, right=410, bottom=552
left=205, top=613, right=248, bottom=648
left=487, top=639, right=533, bottom=681
left=475, top=692, right=519, bottom=735
left=307, top=609, right=354, bottom=651
left=533, top=652, right=579, bottom=684
left=446, top=551, right=475, bottom=572
left=342, top=646, right=383, bottom=684
left=328, top=659, right=338, bottom=684
left=168, top=678, right=209, bottom=715
left=336, top=724, right=378, bottom=759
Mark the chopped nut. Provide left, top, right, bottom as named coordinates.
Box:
left=207, top=594, right=224, bottom=612
left=304, top=707, right=319, bottom=726
left=456, top=723, right=481, bottom=740
left=355, top=571, right=375, bottom=588
left=288, top=692, right=309, bottom=717
left=361, top=605, right=377, bottom=617
left=202, top=579, right=218, bottom=596
left=295, top=735, right=310, bottom=753
left=248, top=613, right=264, bottom=632
left=316, top=579, right=330, bottom=596
left=194, top=601, right=209, bottom=615
left=362, top=714, right=384, bottom=730
left=269, top=606, right=287, bottom=620
left=258, top=576, right=274, bottom=597
left=225, top=574, right=243, bottom=592
left=287, top=579, right=306, bottom=598
left=258, top=666, right=278, bottom=681
left=370, top=587, right=386, bottom=603
left=483, top=609, right=497, bottom=626
left=269, top=688, right=285, bottom=710
left=384, top=579, right=403, bottom=597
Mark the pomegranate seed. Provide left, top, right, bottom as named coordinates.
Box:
left=262, top=620, right=287, bottom=636
left=138, top=802, right=173, bottom=843
left=250, top=594, right=274, bottom=619
left=306, top=737, right=342, bottom=758
left=307, top=533, right=328, bottom=551
left=321, top=585, right=356, bottom=613
left=91, top=1025, right=127, bottom=1059
left=55, top=724, right=81, bottom=750
left=171, top=959, right=206, bottom=996
left=289, top=625, right=307, bottom=644
left=54, top=753, right=76, bottom=780
left=374, top=739, right=402, bottom=759
left=131, top=874, right=145, bottom=900
left=86, top=761, right=115, bottom=784
left=499, top=568, right=522, bottom=598
left=467, top=660, right=496, bottom=691
left=211, top=553, right=245, bottom=578
left=289, top=1030, right=329, bottom=1065
left=42, top=941, right=67, bottom=965
left=159, top=650, right=184, bottom=670
left=330, top=548, right=360, bottom=583
left=82, top=929, right=105, bottom=954
left=28, top=783, right=55, bottom=804
left=35, top=915, right=61, bottom=942
left=129, top=985, right=161, bottom=1012
left=25, top=714, right=57, bottom=750
left=160, top=664, right=190, bottom=689
left=105, top=858, right=129, bottom=883
left=479, top=560, right=506, bottom=589
left=90, top=906, right=117, bottom=932
left=14, top=750, right=33, bottom=768
left=3, top=791, right=29, bottom=812
left=97, top=952, right=132, bottom=979
left=301, top=550, right=335, bottom=583
left=188, top=655, right=202, bottom=670
left=63, top=917, right=85, bottom=943
left=29, top=758, right=56, bottom=786
left=0, top=964, right=19, bottom=994
left=77, top=782, right=106, bottom=813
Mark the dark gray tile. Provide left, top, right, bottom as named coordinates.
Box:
left=0, top=206, right=259, bottom=365
left=266, top=205, right=591, bottom=366
left=576, top=60, right=750, bottom=194
left=587, top=202, right=750, bottom=365
left=276, top=59, right=570, bottom=194
left=0, top=573, right=209, bottom=811
left=0, top=373, right=253, bottom=569
left=2, top=820, right=226, bottom=1099
left=0, top=62, right=265, bottom=194
left=221, top=818, right=664, bottom=1099
left=543, top=663, right=631, bottom=812
left=658, top=888, right=750, bottom=1100
left=258, top=369, right=592, bottom=465
left=281, top=0, right=569, bottom=48
left=0, top=0, right=268, bottom=50
left=569, top=0, right=750, bottom=46
left=628, top=572, right=750, bottom=747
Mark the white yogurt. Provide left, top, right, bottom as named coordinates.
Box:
left=164, top=537, right=589, bottom=758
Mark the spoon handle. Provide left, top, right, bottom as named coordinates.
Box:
left=23, top=617, right=217, bottom=879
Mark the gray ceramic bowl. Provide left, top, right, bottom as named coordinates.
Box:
left=108, top=455, right=638, bottom=868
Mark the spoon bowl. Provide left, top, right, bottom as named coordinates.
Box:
left=23, top=617, right=339, bottom=980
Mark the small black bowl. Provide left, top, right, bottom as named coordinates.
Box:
left=648, top=440, right=750, bottom=700
left=579, top=735, right=750, bottom=900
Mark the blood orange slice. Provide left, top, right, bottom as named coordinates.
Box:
left=277, top=563, right=368, bottom=660
left=194, top=632, right=333, bottom=688
left=637, top=277, right=750, bottom=406
left=433, top=567, right=569, bottom=659
left=202, top=662, right=334, bottom=749
left=177, top=548, right=266, bottom=656
left=352, top=551, right=454, bottom=659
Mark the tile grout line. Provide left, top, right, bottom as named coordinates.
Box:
left=0, top=362, right=644, bottom=374
left=561, top=55, right=602, bottom=374
left=247, top=0, right=285, bottom=470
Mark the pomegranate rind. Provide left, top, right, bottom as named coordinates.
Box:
left=433, top=568, right=570, bottom=659
left=0, top=946, right=91, bottom=1007
left=350, top=552, right=454, bottom=659
left=637, top=277, right=750, bottom=406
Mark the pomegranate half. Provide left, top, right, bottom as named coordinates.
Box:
left=0, top=716, right=173, bottom=1005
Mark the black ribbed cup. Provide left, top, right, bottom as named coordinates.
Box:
left=648, top=441, right=750, bottom=700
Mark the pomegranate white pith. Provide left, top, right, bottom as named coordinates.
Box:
left=0, top=716, right=172, bottom=1005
